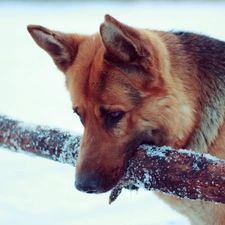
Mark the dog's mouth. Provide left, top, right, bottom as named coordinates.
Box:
left=75, top=137, right=159, bottom=194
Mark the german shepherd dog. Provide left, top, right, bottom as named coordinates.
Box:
left=28, top=15, right=225, bottom=225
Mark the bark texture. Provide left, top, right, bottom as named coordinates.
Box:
left=0, top=115, right=81, bottom=166
left=1, top=115, right=225, bottom=205
left=110, top=146, right=225, bottom=204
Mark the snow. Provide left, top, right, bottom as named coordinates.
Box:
left=139, top=145, right=172, bottom=158
left=0, top=1, right=225, bottom=225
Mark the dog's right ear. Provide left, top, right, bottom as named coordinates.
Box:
left=27, top=25, right=85, bottom=72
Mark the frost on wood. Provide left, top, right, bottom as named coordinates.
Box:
left=110, top=145, right=225, bottom=204
left=1, top=115, right=225, bottom=205
left=0, top=115, right=81, bottom=166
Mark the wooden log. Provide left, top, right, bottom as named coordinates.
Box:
left=109, top=146, right=225, bottom=204
left=1, top=114, right=225, bottom=205
left=0, top=115, right=81, bottom=166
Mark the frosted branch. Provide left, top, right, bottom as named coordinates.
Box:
left=0, top=115, right=81, bottom=166
left=1, top=115, right=225, bottom=205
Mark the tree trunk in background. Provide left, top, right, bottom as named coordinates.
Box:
left=1, top=115, right=225, bottom=205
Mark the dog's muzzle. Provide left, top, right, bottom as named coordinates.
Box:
left=75, top=172, right=100, bottom=194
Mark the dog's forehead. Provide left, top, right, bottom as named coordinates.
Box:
left=66, top=34, right=103, bottom=102
left=66, top=34, right=142, bottom=109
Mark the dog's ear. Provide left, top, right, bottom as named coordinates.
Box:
left=27, top=25, right=85, bottom=72
left=100, top=14, right=147, bottom=63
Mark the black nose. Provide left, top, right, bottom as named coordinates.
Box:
left=75, top=173, right=100, bottom=194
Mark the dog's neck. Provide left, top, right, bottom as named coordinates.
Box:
left=171, top=32, right=225, bottom=153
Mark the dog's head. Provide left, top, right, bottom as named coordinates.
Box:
left=28, top=15, right=195, bottom=193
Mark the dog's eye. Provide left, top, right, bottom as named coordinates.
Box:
left=110, top=111, right=123, bottom=118
left=105, top=110, right=125, bottom=128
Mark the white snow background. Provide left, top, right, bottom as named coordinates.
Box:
left=0, top=1, right=225, bottom=224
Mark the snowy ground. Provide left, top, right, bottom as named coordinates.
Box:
left=1, top=1, right=225, bottom=225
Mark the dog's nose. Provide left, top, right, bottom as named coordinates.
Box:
left=75, top=173, right=100, bottom=194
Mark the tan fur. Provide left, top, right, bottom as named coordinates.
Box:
left=27, top=15, right=225, bottom=225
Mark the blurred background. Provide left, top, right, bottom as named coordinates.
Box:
left=0, top=1, right=225, bottom=225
